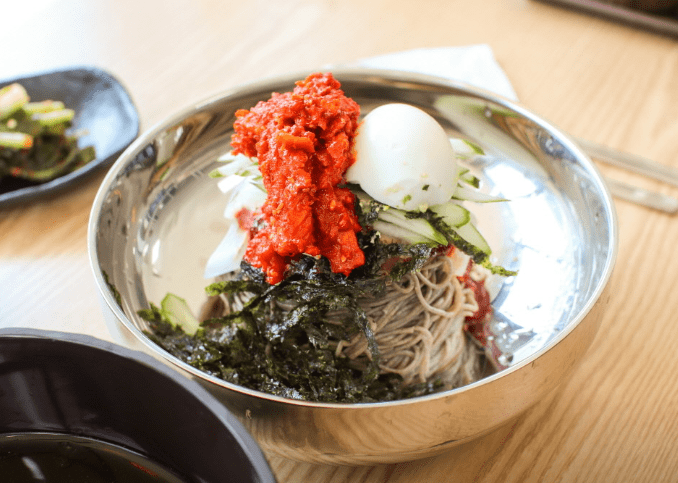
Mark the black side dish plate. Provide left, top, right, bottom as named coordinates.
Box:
left=0, top=67, right=139, bottom=208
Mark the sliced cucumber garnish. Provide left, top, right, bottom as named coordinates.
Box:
left=161, top=293, right=201, bottom=335
left=458, top=171, right=480, bottom=189
left=376, top=209, right=447, bottom=245
left=373, top=220, right=439, bottom=246
left=430, top=203, right=470, bottom=228
left=451, top=221, right=491, bottom=255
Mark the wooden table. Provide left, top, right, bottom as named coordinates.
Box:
left=2, top=1, right=678, bottom=481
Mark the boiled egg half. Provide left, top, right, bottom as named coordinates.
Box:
left=346, top=103, right=459, bottom=211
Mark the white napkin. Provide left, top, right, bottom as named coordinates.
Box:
left=356, top=44, right=518, bottom=102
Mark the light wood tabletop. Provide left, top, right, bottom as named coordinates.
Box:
left=2, top=1, right=678, bottom=481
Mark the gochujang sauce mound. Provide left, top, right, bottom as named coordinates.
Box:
left=231, top=72, right=364, bottom=284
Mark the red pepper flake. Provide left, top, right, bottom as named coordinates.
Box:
left=234, top=207, right=255, bottom=232
left=231, top=73, right=364, bottom=284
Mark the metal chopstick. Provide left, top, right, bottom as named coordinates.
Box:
left=600, top=177, right=678, bottom=214
left=576, top=137, right=678, bottom=214
left=577, top=138, right=678, bottom=187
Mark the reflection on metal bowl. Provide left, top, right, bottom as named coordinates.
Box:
left=88, top=69, right=617, bottom=465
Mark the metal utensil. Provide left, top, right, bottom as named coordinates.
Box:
left=577, top=137, right=678, bottom=213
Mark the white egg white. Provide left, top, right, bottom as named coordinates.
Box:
left=346, top=103, right=459, bottom=211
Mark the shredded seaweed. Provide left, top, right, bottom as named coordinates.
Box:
left=140, top=212, right=448, bottom=402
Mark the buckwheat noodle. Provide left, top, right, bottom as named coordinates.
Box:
left=200, top=252, right=490, bottom=390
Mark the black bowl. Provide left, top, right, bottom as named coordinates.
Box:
left=0, top=66, right=139, bottom=208
left=0, top=328, right=277, bottom=483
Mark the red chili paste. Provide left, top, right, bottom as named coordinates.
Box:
left=231, top=73, right=364, bottom=284
left=459, top=259, right=492, bottom=346
left=459, top=258, right=509, bottom=369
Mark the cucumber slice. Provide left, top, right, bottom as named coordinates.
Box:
left=452, top=221, right=491, bottom=255
left=377, top=209, right=447, bottom=245
left=0, top=83, right=29, bottom=119
left=455, top=165, right=480, bottom=188
left=430, top=203, right=470, bottom=228
left=161, top=293, right=200, bottom=335
left=459, top=171, right=480, bottom=188
left=372, top=220, right=437, bottom=245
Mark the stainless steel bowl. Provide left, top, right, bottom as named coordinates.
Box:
left=88, top=69, right=618, bottom=465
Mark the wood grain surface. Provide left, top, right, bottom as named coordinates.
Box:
left=2, top=1, right=678, bottom=481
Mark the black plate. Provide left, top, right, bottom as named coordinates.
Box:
left=0, top=66, right=139, bottom=208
